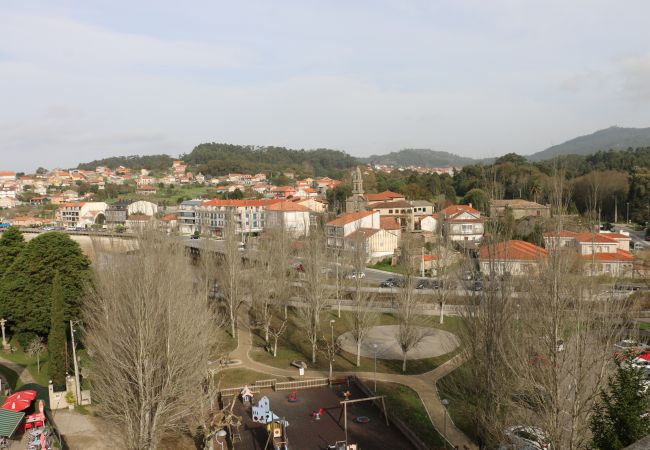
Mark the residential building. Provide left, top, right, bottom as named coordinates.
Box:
left=57, top=202, right=108, bottom=228
left=479, top=240, right=548, bottom=275
left=160, top=213, right=178, bottom=233
left=271, top=186, right=296, bottom=199
left=0, top=197, right=19, bottom=209
left=10, top=216, right=53, bottom=227
left=326, top=210, right=380, bottom=249
left=136, top=175, right=155, bottom=187
left=197, top=199, right=280, bottom=236
left=0, top=171, right=17, bottom=182
left=172, top=160, right=186, bottom=176
left=136, top=185, right=157, bottom=195
left=370, top=199, right=434, bottom=230
left=439, top=204, right=484, bottom=245
left=177, top=199, right=203, bottom=234
left=266, top=201, right=312, bottom=237
left=325, top=210, right=400, bottom=258
left=105, top=200, right=132, bottom=226
left=489, top=199, right=550, bottom=220
left=29, top=196, right=50, bottom=206
left=128, top=200, right=158, bottom=217
left=365, top=191, right=406, bottom=205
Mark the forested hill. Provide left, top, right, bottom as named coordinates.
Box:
left=361, top=148, right=478, bottom=167
left=77, top=154, right=174, bottom=172
left=182, top=143, right=358, bottom=178
left=528, top=126, right=650, bottom=161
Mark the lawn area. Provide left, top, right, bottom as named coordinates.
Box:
left=0, top=342, right=50, bottom=387
left=637, top=321, right=650, bottom=331
left=215, top=368, right=287, bottom=388
left=375, top=381, right=446, bottom=448
left=436, top=363, right=479, bottom=444
left=368, top=260, right=404, bottom=274
left=250, top=309, right=462, bottom=375
left=0, top=363, right=19, bottom=389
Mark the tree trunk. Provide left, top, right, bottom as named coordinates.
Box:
left=439, top=302, right=445, bottom=324
left=356, top=340, right=362, bottom=367
left=264, top=323, right=269, bottom=343
left=273, top=338, right=278, bottom=357
left=312, top=340, right=317, bottom=364
left=37, top=355, right=40, bottom=373
left=230, top=311, right=236, bottom=337
left=402, top=353, right=407, bottom=372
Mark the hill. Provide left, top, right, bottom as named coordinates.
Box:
left=77, top=154, right=173, bottom=172
left=360, top=148, right=478, bottom=167
left=528, top=126, right=650, bottom=161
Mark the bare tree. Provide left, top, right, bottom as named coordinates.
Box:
left=296, top=227, right=331, bottom=364
left=319, top=335, right=341, bottom=379
left=268, top=316, right=288, bottom=358
left=216, top=215, right=245, bottom=337
left=26, top=337, right=46, bottom=373
left=84, top=232, right=219, bottom=450
left=342, top=233, right=378, bottom=366
left=395, top=236, right=429, bottom=372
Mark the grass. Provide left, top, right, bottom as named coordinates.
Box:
left=436, top=363, right=479, bottom=444
left=0, top=363, right=19, bottom=389
left=368, top=260, right=404, bottom=274
left=250, top=310, right=462, bottom=375
left=0, top=341, right=50, bottom=386
left=375, top=381, right=447, bottom=448
left=215, top=368, right=287, bottom=388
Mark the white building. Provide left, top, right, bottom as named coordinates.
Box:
left=57, top=202, right=108, bottom=228
left=127, top=200, right=158, bottom=217
left=266, top=201, right=312, bottom=237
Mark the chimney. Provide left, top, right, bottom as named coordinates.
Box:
left=468, top=203, right=472, bottom=208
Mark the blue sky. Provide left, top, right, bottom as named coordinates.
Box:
left=2, top=0, right=650, bottom=171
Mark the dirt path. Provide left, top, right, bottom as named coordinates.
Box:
left=0, top=354, right=36, bottom=386
left=229, top=309, right=477, bottom=449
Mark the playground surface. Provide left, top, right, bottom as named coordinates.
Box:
left=337, top=325, right=460, bottom=360
left=232, top=382, right=416, bottom=450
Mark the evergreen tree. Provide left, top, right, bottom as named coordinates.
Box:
left=48, top=273, right=67, bottom=386
left=590, top=362, right=650, bottom=449
left=0, top=232, right=90, bottom=334
left=0, top=226, right=25, bottom=280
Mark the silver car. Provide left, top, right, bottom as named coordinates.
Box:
left=500, top=426, right=551, bottom=450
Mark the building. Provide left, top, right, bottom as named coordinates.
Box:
left=365, top=191, right=406, bottom=205
left=439, top=204, right=484, bottom=245
left=271, top=186, right=297, bottom=199
left=346, top=167, right=367, bottom=213
left=266, top=201, right=312, bottom=237
left=325, top=210, right=400, bottom=258
left=57, top=202, right=108, bottom=228
left=370, top=199, right=434, bottom=231
left=105, top=200, right=132, bottom=226
left=177, top=199, right=203, bottom=235
left=136, top=185, right=157, bottom=195
left=489, top=199, right=550, bottom=220
left=197, top=199, right=280, bottom=236
left=0, top=171, right=17, bottom=182
left=128, top=200, right=158, bottom=217
left=326, top=210, right=380, bottom=249
left=479, top=240, right=548, bottom=275
left=9, top=216, right=53, bottom=227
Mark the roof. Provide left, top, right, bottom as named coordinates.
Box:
left=327, top=210, right=375, bottom=227
left=137, top=185, right=156, bottom=191
left=201, top=199, right=281, bottom=208
left=128, top=214, right=151, bottom=221
left=380, top=216, right=401, bottom=230
left=602, top=232, right=631, bottom=240
left=366, top=191, right=404, bottom=202
left=271, top=186, right=296, bottom=192
left=0, top=171, right=17, bottom=177
left=410, top=200, right=433, bottom=207
left=543, top=230, right=578, bottom=238
left=267, top=201, right=310, bottom=212
left=491, top=199, right=548, bottom=209
left=371, top=200, right=412, bottom=209
left=441, top=204, right=480, bottom=216
left=581, top=250, right=634, bottom=262
left=574, top=233, right=617, bottom=244
left=61, top=202, right=85, bottom=207
left=346, top=228, right=380, bottom=239
left=161, top=213, right=177, bottom=221
left=0, top=409, right=25, bottom=437
left=479, top=240, right=548, bottom=261
left=422, top=255, right=439, bottom=261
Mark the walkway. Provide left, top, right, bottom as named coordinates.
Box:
left=229, top=310, right=477, bottom=449
left=0, top=355, right=36, bottom=386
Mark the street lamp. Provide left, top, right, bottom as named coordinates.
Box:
left=330, top=320, right=336, bottom=346
left=216, top=429, right=227, bottom=450
left=441, top=398, right=450, bottom=449
left=372, top=343, right=378, bottom=393
left=329, top=319, right=336, bottom=380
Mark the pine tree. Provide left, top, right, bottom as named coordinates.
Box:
left=0, top=226, right=25, bottom=279
left=0, top=232, right=90, bottom=334
left=48, top=273, right=67, bottom=387
left=591, top=361, right=650, bottom=449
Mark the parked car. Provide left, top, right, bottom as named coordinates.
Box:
left=416, top=279, right=440, bottom=290
left=500, top=426, right=551, bottom=450
left=346, top=271, right=365, bottom=279
left=614, top=340, right=650, bottom=351
left=380, top=278, right=396, bottom=288
left=469, top=280, right=483, bottom=291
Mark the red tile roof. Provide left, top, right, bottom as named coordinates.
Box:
left=366, top=191, right=404, bottom=202
left=479, top=240, right=548, bottom=261
left=574, top=233, right=617, bottom=243
left=0, top=171, right=17, bottom=177
left=201, top=199, right=280, bottom=207
left=346, top=228, right=380, bottom=239
left=267, top=201, right=310, bottom=212
left=161, top=213, right=177, bottom=221
left=581, top=250, right=634, bottom=262
left=441, top=204, right=480, bottom=216
left=380, top=216, right=401, bottom=230
left=370, top=200, right=412, bottom=209
left=327, top=210, right=375, bottom=227
left=602, top=233, right=631, bottom=240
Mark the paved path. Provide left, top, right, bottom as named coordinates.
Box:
left=229, top=310, right=477, bottom=449
left=0, top=355, right=36, bottom=386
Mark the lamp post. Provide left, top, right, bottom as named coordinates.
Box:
left=441, top=398, right=450, bottom=449
left=627, top=202, right=630, bottom=224
left=330, top=319, right=336, bottom=347
left=216, top=429, right=227, bottom=450
left=70, top=320, right=82, bottom=405
left=329, top=319, right=336, bottom=379
left=372, top=343, right=378, bottom=393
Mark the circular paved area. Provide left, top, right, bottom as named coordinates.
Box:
left=337, top=325, right=460, bottom=360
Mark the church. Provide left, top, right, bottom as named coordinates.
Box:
left=345, top=166, right=367, bottom=213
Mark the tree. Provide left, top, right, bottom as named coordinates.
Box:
left=0, top=232, right=90, bottom=334
left=591, top=363, right=650, bottom=449
left=26, top=336, right=46, bottom=374
left=0, top=226, right=25, bottom=280
left=83, top=232, right=219, bottom=450
left=461, top=188, right=490, bottom=213
left=215, top=217, right=245, bottom=337
left=48, top=273, right=67, bottom=386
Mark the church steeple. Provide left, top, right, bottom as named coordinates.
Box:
left=352, top=166, right=364, bottom=195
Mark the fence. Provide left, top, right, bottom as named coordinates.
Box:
left=219, top=385, right=261, bottom=398
left=253, top=378, right=276, bottom=389
left=273, top=377, right=329, bottom=391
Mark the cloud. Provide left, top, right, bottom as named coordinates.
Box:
left=619, top=54, right=650, bottom=101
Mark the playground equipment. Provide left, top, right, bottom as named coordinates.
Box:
left=212, top=396, right=242, bottom=445
left=287, top=391, right=299, bottom=402
left=338, top=395, right=388, bottom=444
left=311, top=407, right=325, bottom=421
left=241, top=385, right=254, bottom=403
left=252, top=396, right=283, bottom=424
left=264, top=419, right=289, bottom=450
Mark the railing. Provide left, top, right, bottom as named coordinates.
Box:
left=274, top=377, right=329, bottom=391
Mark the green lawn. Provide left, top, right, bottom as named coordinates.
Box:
left=0, top=343, right=50, bottom=387
left=436, top=363, right=479, bottom=444
left=368, top=261, right=404, bottom=274
left=250, top=310, right=462, bottom=375
left=375, top=381, right=447, bottom=448
left=215, top=368, right=287, bottom=388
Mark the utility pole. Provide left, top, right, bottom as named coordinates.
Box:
left=627, top=202, right=630, bottom=224
left=70, top=320, right=81, bottom=405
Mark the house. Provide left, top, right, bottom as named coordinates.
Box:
left=159, top=213, right=178, bottom=233
left=172, top=160, right=186, bottom=175
left=290, top=197, right=328, bottom=214
left=489, top=199, right=550, bottom=220
left=439, top=204, right=484, bottom=245
left=10, top=216, right=53, bottom=227
left=574, top=232, right=634, bottom=276
left=29, top=196, right=50, bottom=206
left=105, top=200, right=132, bottom=226
left=0, top=197, right=19, bottom=209
left=177, top=199, right=203, bottom=235
left=543, top=230, right=578, bottom=249
left=271, top=186, right=296, bottom=199
left=0, top=171, right=17, bottom=182
left=136, top=185, right=157, bottom=195
left=365, top=191, right=406, bottom=205
left=326, top=210, right=380, bottom=249
left=325, top=210, right=400, bottom=258
left=126, top=214, right=152, bottom=230
left=479, top=240, right=548, bottom=275
left=266, top=201, right=312, bottom=237
left=420, top=214, right=440, bottom=233
left=369, top=199, right=434, bottom=231
left=136, top=175, right=155, bottom=187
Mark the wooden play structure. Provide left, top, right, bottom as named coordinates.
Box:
left=338, top=395, right=389, bottom=444
left=264, top=419, right=289, bottom=450
left=212, top=396, right=243, bottom=445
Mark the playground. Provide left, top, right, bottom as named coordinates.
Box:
left=231, top=382, right=416, bottom=450
left=337, top=325, right=460, bottom=360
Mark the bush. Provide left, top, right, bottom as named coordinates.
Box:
left=15, top=331, right=38, bottom=350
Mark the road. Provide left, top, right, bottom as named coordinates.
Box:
left=614, top=225, right=649, bottom=250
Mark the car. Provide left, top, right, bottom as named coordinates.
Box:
left=615, top=340, right=650, bottom=351
left=645, top=235, right=650, bottom=242
left=631, top=356, right=650, bottom=371
left=501, top=425, right=551, bottom=450
left=346, top=271, right=365, bottom=279
left=293, top=263, right=305, bottom=272
left=42, top=226, right=54, bottom=231
left=416, top=279, right=440, bottom=290
left=380, top=278, right=396, bottom=288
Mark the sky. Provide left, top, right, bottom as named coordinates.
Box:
left=2, top=0, right=650, bottom=172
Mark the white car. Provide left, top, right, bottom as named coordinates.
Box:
left=615, top=340, right=650, bottom=351
left=501, top=426, right=551, bottom=450
left=345, top=271, right=365, bottom=279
